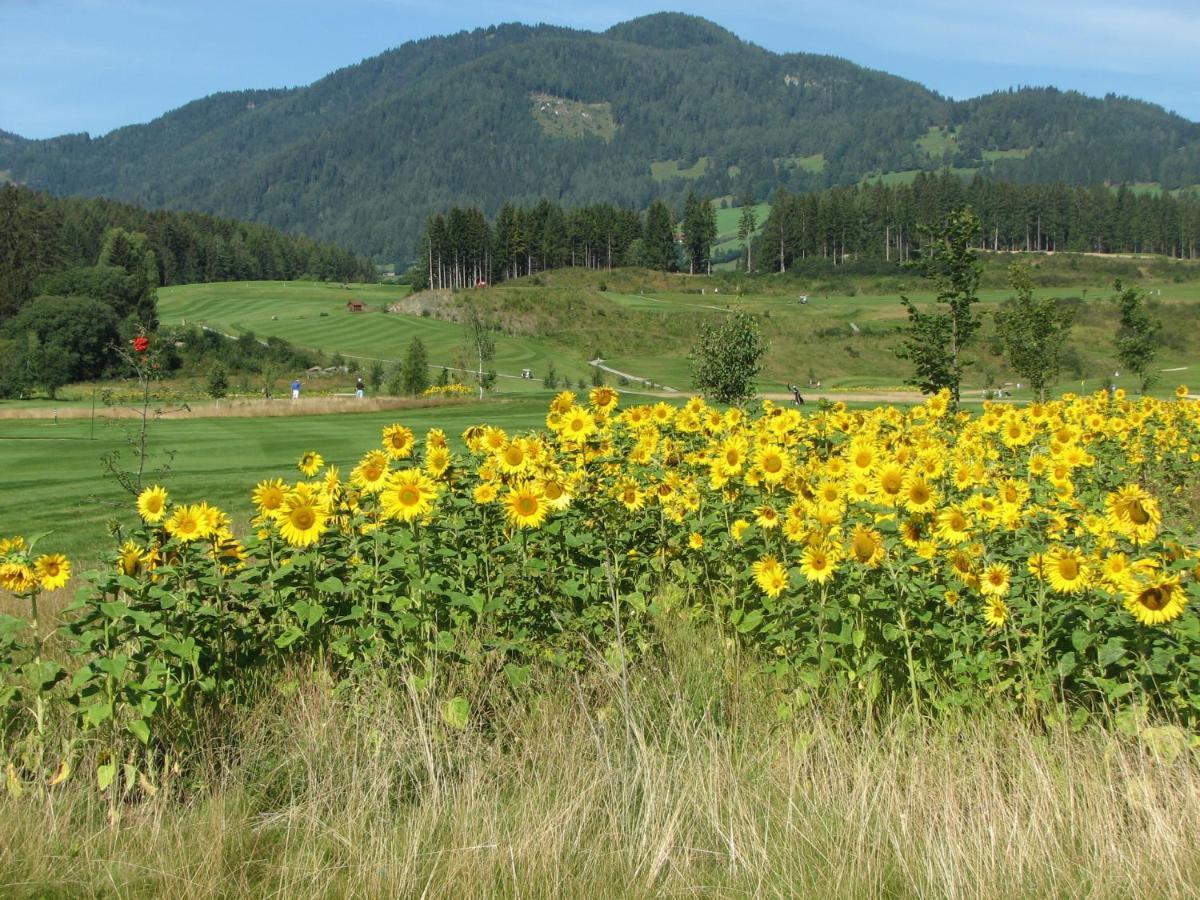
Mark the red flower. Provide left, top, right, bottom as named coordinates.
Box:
left=132, top=336, right=150, bottom=353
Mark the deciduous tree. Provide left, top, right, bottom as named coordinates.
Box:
left=1113, top=279, right=1162, bottom=393
left=690, top=310, right=765, bottom=406
left=994, top=263, right=1073, bottom=401
left=895, top=206, right=982, bottom=408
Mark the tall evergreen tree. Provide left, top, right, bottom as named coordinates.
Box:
left=736, top=194, right=757, bottom=272
left=401, top=336, right=431, bottom=396
left=642, top=200, right=677, bottom=272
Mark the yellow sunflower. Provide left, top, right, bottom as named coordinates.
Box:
left=752, top=555, right=789, bottom=598
left=983, top=595, right=1009, bottom=629
left=497, top=438, right=533, bottom=476
left=875, top=463, right=906, bottom=505
left=380, top=469, right=439, bottom=522
left=559, top=406, right=597, bottom=443
left=252, top=478, right=288, bottom=516
left=754, top=504, right=780, bottom=530
left=589, top=386, right=620, bottom=413
left=1105, top=484, right=1161, bottom=544
left=297, top=451, right=324, bottom=477
left=166, top=504, right=210, bottom=543
left=350, top=452, right=390, bottom=494
left=117, top=541, right=149, bottom=577
left=616, top=479, right=645, bottom=512
left=755, top=444, right=791, bottom=484
left=0, top=536, right=26, bottom=555
left=1044, top=545, right=1090, bottom=594
left=848, top=524, right=885, bottom=567
left=473, top=482, right=499, bottom=504
left=800, top=543, right=838, bottom=585
left=424, top=445, right=452, bottom=478
left=714, top=436, right=748, bottom=477
left=979, top=562, right=1011, bottom=597
left=136, top=485, right=169, bottom=523
left=0, top=561, right=37, bottom=594
left=503, top=482, right=549, bottom=529
left=902, top=473, right=937, bottom=515
left=381, top=424, right=415, bottom=459
left=1124, top=576, right=1187, bottom=626
left=279, top=487, right=329, bottom=548
left=934, top=506, right=972, bottom=544
left=539, top=476, right=572, bottom=511
left=32, top=554, right=71, bottom=591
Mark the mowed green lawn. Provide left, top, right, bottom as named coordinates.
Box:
left=158, top=281, right=593, bottom=391
left=157, top=277, right=1200, bottom=400
left=0, top=399, right=549, bottom=563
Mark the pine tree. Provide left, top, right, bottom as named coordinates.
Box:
left=642, top=200, right=677, bottom=272
left=736, top=194, right=757, bottom=272
left=401, top=336, right=430, bottom=395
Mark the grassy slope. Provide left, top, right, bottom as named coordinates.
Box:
left=711, top=201, right=771, bottom=257
left=157, top=281, right=595, bottom=391
left=158, top=265, right=1200, bottom=399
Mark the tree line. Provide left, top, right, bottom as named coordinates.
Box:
left=415, top=174, right=1200, bottom=289
left=0, top=183, right=375, bottom=398
left=755, top=172, right=1200, bottom=271
left=417, top=193, right=717, bottom=288
left=0, top=183, right=376, bottom=323
left=896, top=206, right=1164, bottom=408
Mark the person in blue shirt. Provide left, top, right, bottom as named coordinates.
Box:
left=291, top=378, right=301, bottom=400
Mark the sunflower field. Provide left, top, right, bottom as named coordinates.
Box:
left=4, top=385, right=1200, bottom=791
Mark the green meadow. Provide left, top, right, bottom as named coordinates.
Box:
left=0, top=399, right=549, bottom=562
left=157, top=280, right=597, bottom=391
left=148, top=264, right=1200, bottom=402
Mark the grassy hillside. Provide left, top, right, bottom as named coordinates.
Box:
left=150, top=257, right=1200, bottom=402
left=157, top=281, right=598, bottom=391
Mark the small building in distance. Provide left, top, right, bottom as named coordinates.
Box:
left=346, top=299, right=366, bottom=313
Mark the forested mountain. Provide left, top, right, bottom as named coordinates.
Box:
left=3, top=13, right=1199, bottom=262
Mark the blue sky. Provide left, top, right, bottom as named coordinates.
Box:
left=3, top=0, right=1198, bottom=139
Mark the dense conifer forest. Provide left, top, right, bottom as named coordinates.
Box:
left=418, top=173, right=1200, bottom=285
left=0, top=183, right=375, bottom=322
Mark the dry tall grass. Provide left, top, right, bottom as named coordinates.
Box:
left=3, top=613, right=1198, bottom=898
left=0, top=396, right=469, bottom=421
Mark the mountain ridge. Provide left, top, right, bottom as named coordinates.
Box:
left=3, top=12, right=1198, bottom=262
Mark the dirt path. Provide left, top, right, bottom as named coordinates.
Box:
left=589, top=359, right=678, bottom=392
left=760, top=390, right=927, bottom=404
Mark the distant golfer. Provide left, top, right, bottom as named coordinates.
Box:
left=789, top=383, right=805, bottom=406
left=356, top=377, right=365, bottom=399
left=291, top=378, right=301, bottom=400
